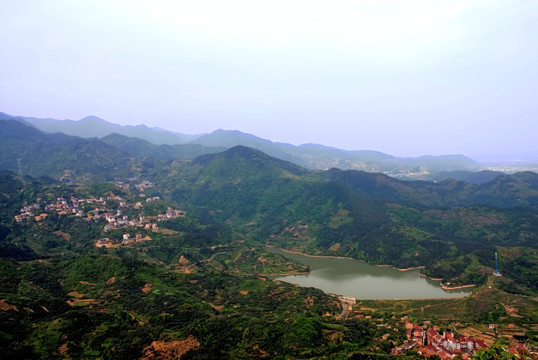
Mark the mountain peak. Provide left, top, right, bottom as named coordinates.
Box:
left=192, top=145, right=306, bottom=175
left=79, top=115, right=109, bottom=124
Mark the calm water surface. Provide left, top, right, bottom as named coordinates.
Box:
left=268, top=248, right=471, bottom=300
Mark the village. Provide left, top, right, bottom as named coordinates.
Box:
left=391, top=319, right=530, bottom=359
left=326, top=292, right=534, bottom=359
left=14, top=187, right=186, bottom=249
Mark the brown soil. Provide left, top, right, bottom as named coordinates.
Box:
left=68, top=291, right=84, bottom=298
left=212, top=304, right=224, bottom=311
left=329, top=243, right=341, bottom=251
left=139, top=335, right=200, bottom=360
left=178, top=255, right=191, bottom=266
left=54, top=230, right=71, bottom=241
left=78, top=281, right=96, bottom=286
left=459, top=326, right=496, bottom=345
left=141, top=283, right=152, bottom=294
left=35, top=213, right=48, bottom=222
left=304, top=296, right=315, bottom=308
left=66, top=298, right=96, bottom=307
left=67, top=291, right=96, bottom=306
left=395, top=266, right=425, bottom=271
left=440, top=284, right=476, bottom=290
left=0, top=299, right=18, bottom=312
left=58, top=343, right=68, bottom=355
left=501, top=303, right=521, bottom=317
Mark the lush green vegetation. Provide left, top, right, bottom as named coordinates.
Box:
left=1, top=121, right=537, bottom=358
left=142, top=146, right=537, bottom=290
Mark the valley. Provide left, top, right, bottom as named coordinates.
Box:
left=0, top=119, right=537, bottom=359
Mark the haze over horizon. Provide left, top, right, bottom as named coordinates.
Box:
left=2, top=1, right=537, bottom=161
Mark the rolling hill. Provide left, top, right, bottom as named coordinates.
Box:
left=2, top=112, right=490, bottom=180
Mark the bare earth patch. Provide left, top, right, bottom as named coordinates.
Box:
left=178, top=255, right=191, bottom=267
left=141, top=283, right=152, bottom=294
left=66, top=292, right=95, bottom=306
left=53, top=230, right=71, bottom=241
left=501, top=302, right=521, bottom=317
left=139, top=335, right=200, bottom=360
left=68, top=291, right=84, bottom=298
left=0, top=299, right=18, bottom=312
left=78, top=281, right=96, bottom=286
left=66, top=298, right=96, bottom=307
left=58, top=343, right=68, bottom=355
left=459, top=326, right=496, bottom=344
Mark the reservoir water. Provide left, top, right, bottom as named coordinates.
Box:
left=268, top=248, right=471, bottom=300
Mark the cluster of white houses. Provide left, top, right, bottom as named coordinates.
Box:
left=15, top=196, right=87, bottom=223
left=113, top=178, right=154, bottom=192
left=96, top=232, right=153, bottom=248
left=15, top=194, right=186, bottom=248
left=14, top=203, right=44, bottom=223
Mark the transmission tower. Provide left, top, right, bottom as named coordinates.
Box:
left=493, top=251, right=502, bottom=276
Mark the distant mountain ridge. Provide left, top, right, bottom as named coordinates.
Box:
left=0, top=111, right=510, bottom=181
left=0, top=112, right=201, bottom=145
left=99, top=133, right=226, bottom=161
left=190, top=129, right=480, bottom=174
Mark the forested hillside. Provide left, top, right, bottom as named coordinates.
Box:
left=1, top=121, right=537, bottom=358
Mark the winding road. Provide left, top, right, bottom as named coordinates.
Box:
left=188, top=252, right=227, bottom=269
left=337, top=296, right=356, bottom=320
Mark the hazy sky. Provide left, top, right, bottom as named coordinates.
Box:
left=1, top=1, right=537, bottom=160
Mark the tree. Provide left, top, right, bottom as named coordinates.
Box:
left=473, top=342, right=517, bottom=360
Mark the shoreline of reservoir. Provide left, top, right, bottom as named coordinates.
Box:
left=266, top=245, right=355, bottom=260
left=267, top=246, right=472, bottom=300
left=267, top=245, right=426, bottom=272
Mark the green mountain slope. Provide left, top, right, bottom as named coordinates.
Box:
left=429, top=170, right=504, bottom=184
left=99, top=133, right=225, bottom=161
left=150, top=147, right=538, bottom=284
left=325, top=168, right=538, bottom=209
left=0, top=173, right=409, bottom=359
left=0, top=120, right=142, bottom=182
left=0, top=144, right=536, bottom=358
